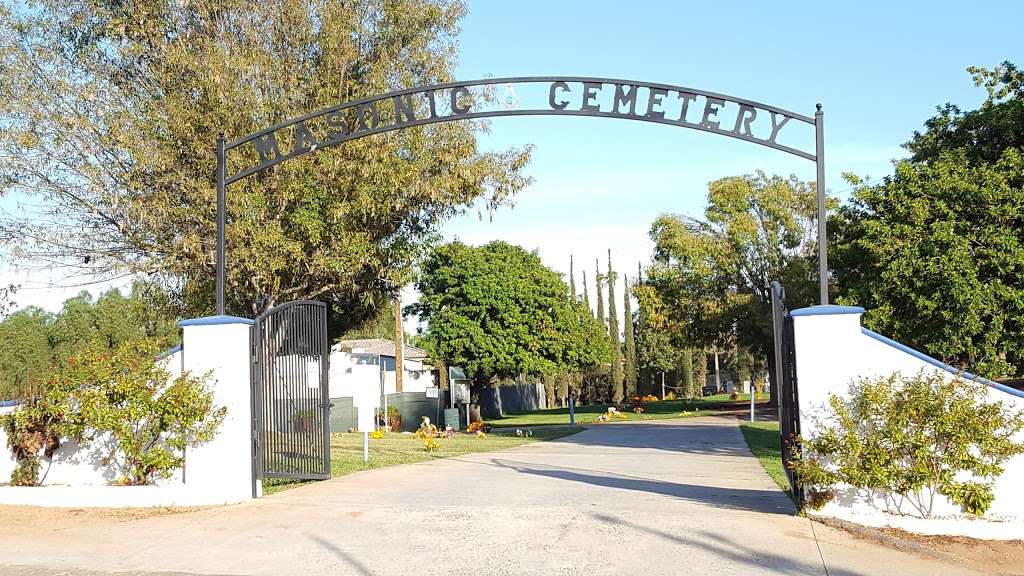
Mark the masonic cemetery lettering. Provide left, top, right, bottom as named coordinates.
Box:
left=229, top=78, right=813, bottom=182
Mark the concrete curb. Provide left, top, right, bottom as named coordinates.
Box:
left=812, top=516, right=965, bottom=566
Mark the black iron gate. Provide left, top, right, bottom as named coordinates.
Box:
left=251, top=300, right=331, bottom=485
left=770, top=281, right=803, bottom=506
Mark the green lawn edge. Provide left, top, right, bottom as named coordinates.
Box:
left=739, top=421, right=792, bottom=496
left=263, top=425, right=580, bottom=495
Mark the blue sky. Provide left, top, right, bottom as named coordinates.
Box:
left=4, top=0, right=1022, bottom=315
left=436, top=0, right=1022, bottom=320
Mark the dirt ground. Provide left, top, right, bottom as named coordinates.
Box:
left=824, top=519, right=1024, bottom=576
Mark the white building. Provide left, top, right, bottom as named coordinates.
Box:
left=328, top=338, right=436, bottom=398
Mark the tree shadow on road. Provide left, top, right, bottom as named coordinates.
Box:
left=307, top=533, right=377, bottom=576
left=590, top=513, right=860, bottom=576
left=490, top=458, right=794, bottom=515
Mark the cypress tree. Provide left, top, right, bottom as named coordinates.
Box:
left=569, top=255, right=577, bottom=301
left=607, top=250, right=623, bottom=404
left=680, top=348, right=694, bottom=398
left=693, top=349, right=708, bottom=394
left=593, top=261, right=608, bottom=402
left=582, top=270, right=591, bottom=317
left=623, top=275, right=638, bottom=399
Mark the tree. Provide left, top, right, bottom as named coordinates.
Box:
left=833, top=63, right=1024, bottom=378
left=0, top=0, right=531, bottom=332
left=569, top=255, right=577, bottom=301
left=49, top=287, right=178, bottom=364
left=634, top=281, right=681, bottom=396
left=623, top=275, right=638, bottom=398
left=679, top=349, right=693, bottom=398
left=0, top=284, right=16, bottom=318
left=582, top=270, right=591, bottom=317
left=595, top=260, right=606, bottom=327
left=646, top=172, right=822, bottom=398
left=0, top=285, right=178, bottom=399
left=607, top=251, right=623, bottom=403
left=906, top=61, right=1023, bottom=166
left=0, top=307, right=53, bottom=399
left=411, top=241, right=609, bottom=397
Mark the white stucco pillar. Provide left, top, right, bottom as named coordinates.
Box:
left=789, top=305, right=866, bottom=440
left=178, top=315, right=256, bottom=504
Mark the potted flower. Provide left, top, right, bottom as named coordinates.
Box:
left=385, top=406, right=401, bottom=432
left=291, top=409, right=316, bottom=433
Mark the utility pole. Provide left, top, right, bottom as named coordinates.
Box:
left=661, top=372, right=666, bottom=400
left=394, top=294, right=404, bottom=393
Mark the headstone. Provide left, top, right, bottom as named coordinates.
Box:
left=444, top=408, right=461, bottom=431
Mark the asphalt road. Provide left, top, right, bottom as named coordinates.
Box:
left=0, top=417, right=987, bottom=575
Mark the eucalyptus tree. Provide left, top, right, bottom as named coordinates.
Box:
left=646, top=171, right=822, bottom=398
left=0, top=0, right=530, bottom=333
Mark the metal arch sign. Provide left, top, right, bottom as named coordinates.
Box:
left=221, top=76, right=817, bottom=184
left=214, top=76, right=830, bottom=313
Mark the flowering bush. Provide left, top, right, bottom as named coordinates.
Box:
left=630, top=395, right=645, bottom=414
left=369, top=430, right=385, bottom=440
left=664, top=392, right=676, bottom=401
left=413, top=416, right=438, bottom=439
left=466, top=421, right=486, bottom=433
left=422, top=437, right=441, bottom=452
left=642, top=394, right=659, bottom=403
left=596, top=407, right=628, bottom=423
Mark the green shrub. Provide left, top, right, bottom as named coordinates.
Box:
left=0, top=372, right=78, bottom=486
left=790, top=371, right=1024, bottom=518
left=2, top=338, right=226, bottom=486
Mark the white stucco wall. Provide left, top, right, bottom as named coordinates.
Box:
left=0, top=316, right=257, bottom=507
left=792, top=305, right=1024, bottom=538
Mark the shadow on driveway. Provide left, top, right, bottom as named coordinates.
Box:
left=490, top=458, right=794, bottom=515
left=590, top=513, right=856, bottom=576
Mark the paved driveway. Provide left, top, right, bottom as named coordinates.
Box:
left=0, top=417, right=986, bottom=575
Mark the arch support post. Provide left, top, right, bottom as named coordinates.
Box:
left=216, top=133, right=227, bottom=315
left=814, top=105, right=828, bottom=305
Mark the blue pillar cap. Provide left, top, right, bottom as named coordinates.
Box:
left=789, top=305, right=865, bottom=317
left=178, top=315, right=255, bottom=327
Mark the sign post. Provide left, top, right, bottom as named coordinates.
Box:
left=750, top=383, right=756, bottom=422
left=353, top=375, right=381, bottom=464
left=568, top=391, right=576, bottom=427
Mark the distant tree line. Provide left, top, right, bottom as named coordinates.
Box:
left=0, top=285, right=177, bottom=399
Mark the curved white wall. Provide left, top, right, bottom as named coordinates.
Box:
left=792, top=306, right=1024, bottom=538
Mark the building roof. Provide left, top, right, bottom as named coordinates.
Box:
left=334, top=338, right=429, bottom=361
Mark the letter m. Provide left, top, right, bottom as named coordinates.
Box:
left=611, top=84, right=639, bottom=115
left=253, top=132, right=284, bottom=164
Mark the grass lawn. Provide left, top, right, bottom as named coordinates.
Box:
left=739, top=421, right=791, bottom=495
left=263, top=426, right=578, bottom=494
left=487, top=394, right=768, bottom=428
